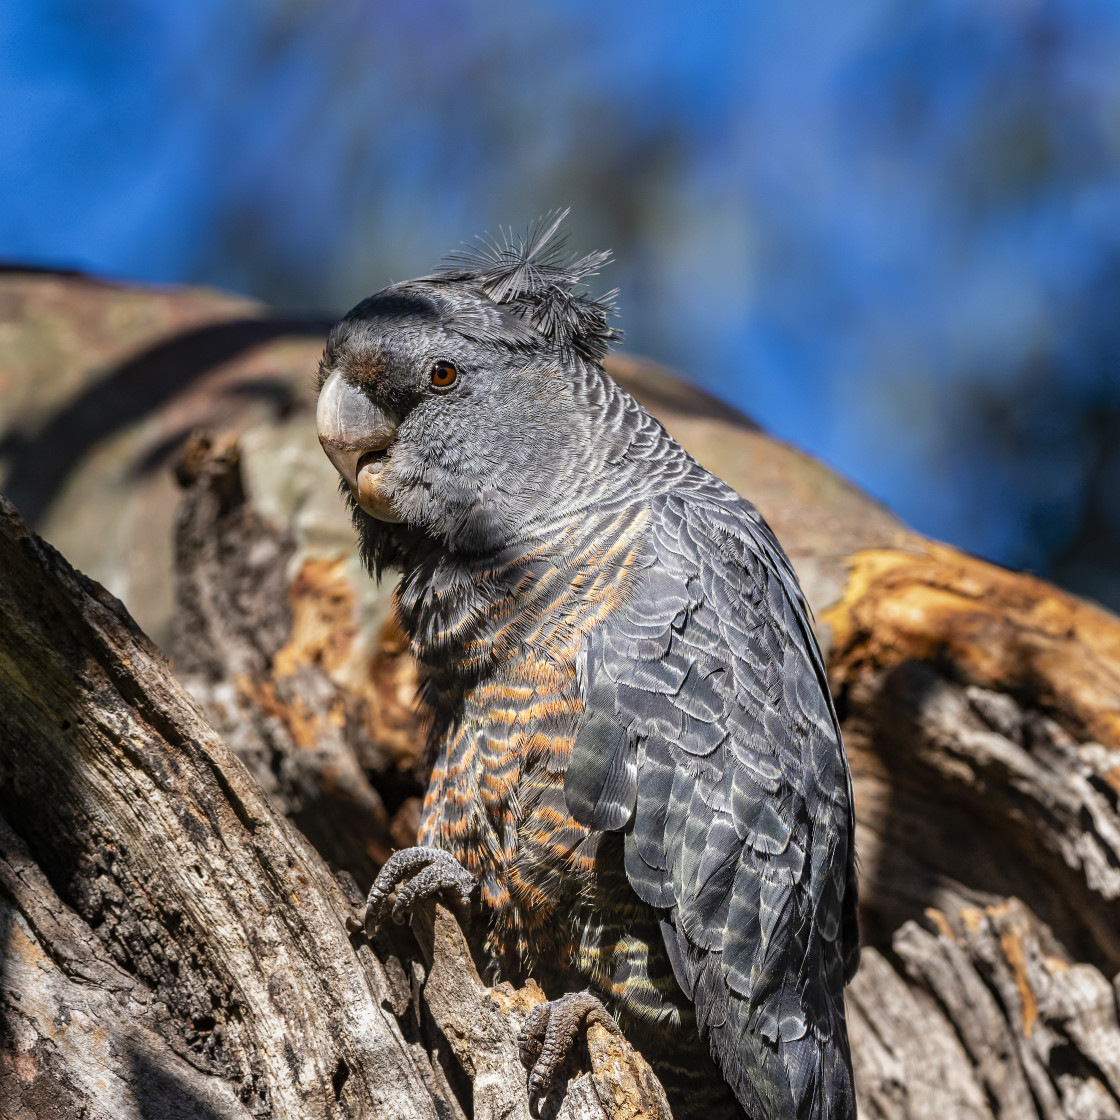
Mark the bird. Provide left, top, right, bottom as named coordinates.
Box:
left=315, top=211, right=860, bottom=1120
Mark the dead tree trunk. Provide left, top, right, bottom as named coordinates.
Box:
left=827, top=545, right=1120, bottom=1120
left=0, top=494, right=669, bottom=1120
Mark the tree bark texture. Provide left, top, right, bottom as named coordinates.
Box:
left=0, top=494, right=670, bottom=1120
left=3, top=270, right=1120, bottom=1118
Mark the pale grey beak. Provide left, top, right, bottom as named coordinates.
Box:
left=316, top=369, right=402, bottom=522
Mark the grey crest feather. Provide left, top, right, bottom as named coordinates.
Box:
left=439, top=208, right=620, bottom=359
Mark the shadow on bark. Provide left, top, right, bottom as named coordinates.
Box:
left=0, top=316, right=330, bottom=525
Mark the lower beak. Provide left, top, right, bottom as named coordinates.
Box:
left=316, top=370, right=402, bottom=523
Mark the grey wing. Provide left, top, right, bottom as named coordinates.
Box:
left=565, top=488, right=858, bottom=1120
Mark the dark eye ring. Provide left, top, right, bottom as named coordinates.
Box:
left=430, top=360, right=458, bottom=390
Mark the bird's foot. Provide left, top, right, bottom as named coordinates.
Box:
left=363, top=846, right=475, bottom=936
left=518, top=990, right=622, bottom=1116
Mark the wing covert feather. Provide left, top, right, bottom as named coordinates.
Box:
left=564, top=487, right=858, bottom=1120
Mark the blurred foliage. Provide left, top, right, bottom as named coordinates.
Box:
left=1, top=0, right=1118, bottom=605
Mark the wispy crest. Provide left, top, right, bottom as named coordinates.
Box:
left=441, top=209, right=620, bottom=360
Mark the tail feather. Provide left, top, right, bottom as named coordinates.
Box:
left=681, top=940, right=855, bottom=1120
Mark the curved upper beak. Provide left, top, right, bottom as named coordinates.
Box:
left=316, top=369, right=402, bottom=522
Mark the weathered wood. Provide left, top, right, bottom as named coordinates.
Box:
left=0, top=494, right=660, bottom=1120
left=826, top=544, right=1120, bottom=1118
left=168, top=431, right=407, bottom=885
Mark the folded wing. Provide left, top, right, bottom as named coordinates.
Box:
left=566, top=487, right=859, bottom=1120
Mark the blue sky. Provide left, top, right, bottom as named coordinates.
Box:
left=3, top=0, right=1120, bottom=602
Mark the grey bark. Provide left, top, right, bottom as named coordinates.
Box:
left=838, top=635, right=1120, bottom=1119
left=0, top=493, right=668, bottom=1120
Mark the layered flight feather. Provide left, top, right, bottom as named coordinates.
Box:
left=565, top=480, right=859, bottom=1120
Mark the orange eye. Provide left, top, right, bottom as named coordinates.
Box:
left=430, top=360, right=458, bottom=389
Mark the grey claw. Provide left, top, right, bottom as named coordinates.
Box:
left=517, top=991, right=618, bottom=1114
left=363, top=846, right=474, bottom=936
left=518, top=1001, right=549, bottom=1073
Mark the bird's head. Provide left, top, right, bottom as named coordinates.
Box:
left=315, top=212, right=622, bottom=569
